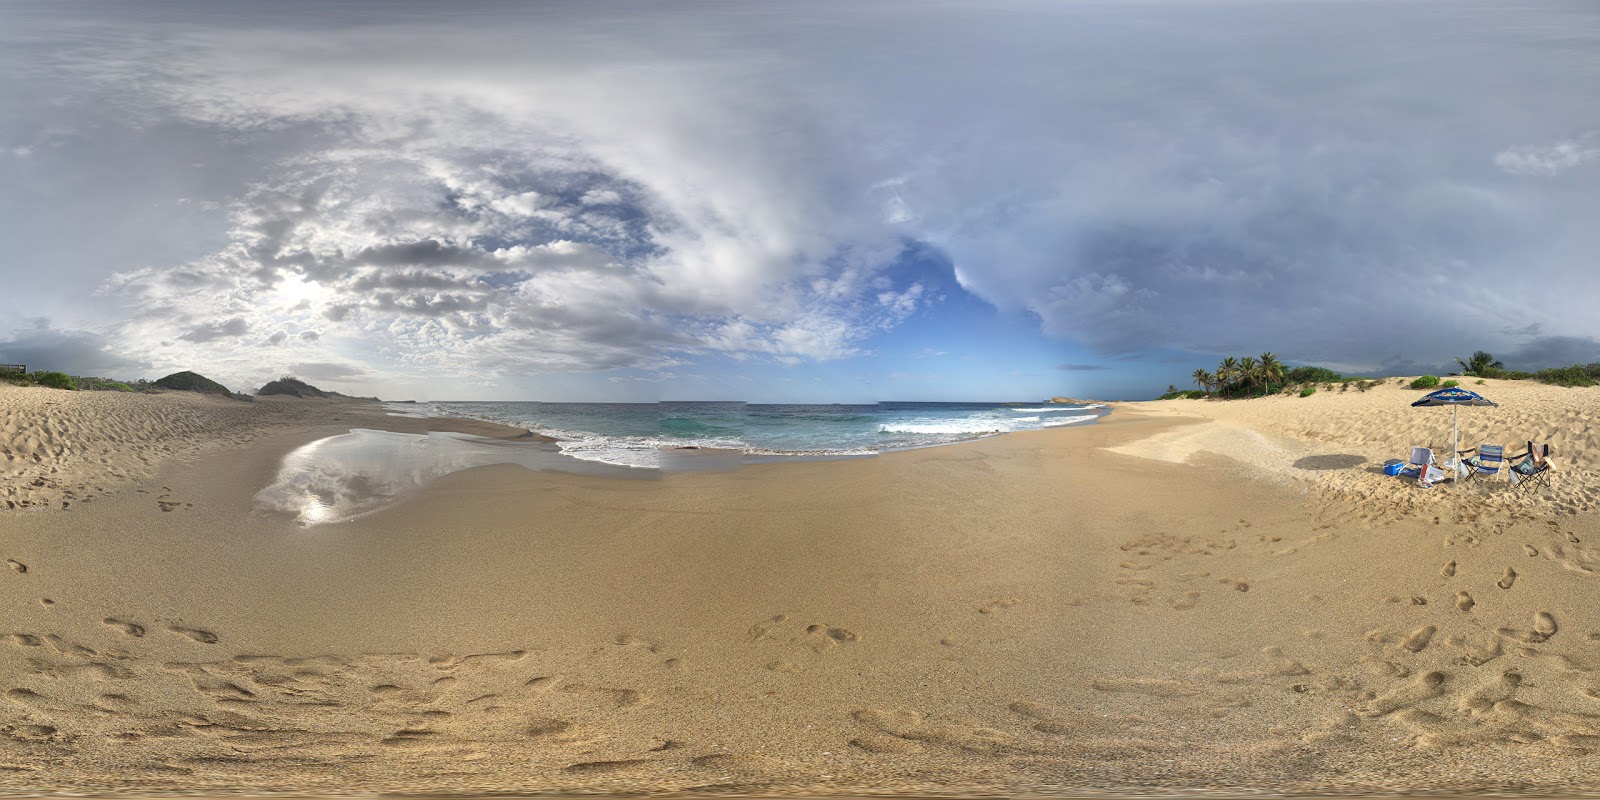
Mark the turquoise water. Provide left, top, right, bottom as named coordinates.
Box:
left=388, top=400, right=1106, bottom=469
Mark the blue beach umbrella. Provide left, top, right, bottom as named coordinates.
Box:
left=1411, top=387, right=1499, bottom=483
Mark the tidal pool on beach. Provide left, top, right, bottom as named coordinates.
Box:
left=254, top=428, right=644, bottom=525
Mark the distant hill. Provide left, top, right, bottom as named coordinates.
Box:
left=153, top=371, right=231, bottom=395
left=257, top=377, right=331, bottom=398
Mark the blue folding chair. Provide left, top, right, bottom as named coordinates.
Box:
left=1460, top=444, right=1505, bottom=484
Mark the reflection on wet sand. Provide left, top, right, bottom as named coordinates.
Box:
left=255, top=429, right=642, bottom=524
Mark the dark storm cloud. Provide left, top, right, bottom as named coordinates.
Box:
left=0, top=324, right=148, bottom=377
left=1501, top=336, right=1600, bottom=371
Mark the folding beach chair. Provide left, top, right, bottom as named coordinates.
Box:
left=1459, top=444, right=1506, bottom=483
left=1510, top=442, right=1553, bottom=495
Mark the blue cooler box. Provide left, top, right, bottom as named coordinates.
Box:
left=1383, top=459, right=1405, bottom=475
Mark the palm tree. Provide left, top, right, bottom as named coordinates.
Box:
left=1218, top=357, right=1240, bottom=392
left=1239, top=356, right=1260, bottom=394
left=1258, top=352, right=1283, bottom=388
left=1192, top=368, right=1210, bottom=392
left=1454, top=351, right=1504, bottom=377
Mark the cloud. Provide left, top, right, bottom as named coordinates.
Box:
left=5, top=2, right=1598, bottom=393
left=0, top=323, right=148, bottom=377
left=1056, top=363, right=1109, bottom=371
left=1495, top=133, right=1600, bottom=176
left=176, top=316, right=248, bottom=343
left=284, top=361, right=369, bottom=381
left=1499, top=336, right=1600, bottom=370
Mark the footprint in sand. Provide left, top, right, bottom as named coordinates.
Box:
left=1403, top=626, right=1437, bottom=653
left=1501, top=612, right=1559, bottom=643
left=1535, top=612, right=1558, bottom=637
left=748, top=614, right=790, bottom=641
left=524, top=718, right=572, bottom=737
left=1497, top=567, right=1518, bottom=590
left=1357, top=671, right=1446, bottom=718
left=613, top=634, right=661, bottom=653
left=805, top=624, right=861, bottom=649
left=563, top=759, right=654, bottom=775
left=561, top=684, right=645, bottom=707
left=5, top=559, right=25, bottom=574
left=4, top=688, right=46, bottom=707
left=1441, top=560, right=1456, bottom=578
left=850, top=731, right=925, bottom=753
left=1456, top=591, right=1475, bottom=612
left=167, top=626, right=219, bottom=644
left=1459, top=671, right=1522, bottom=715
left=103, top=618, right=145, bottom=638
left=978, top=597, right=1020, bottom=614
left=1007, top=700, right=1075, bottom=734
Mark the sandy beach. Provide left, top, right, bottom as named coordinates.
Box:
left=3, top=383, right=1600, bottom=796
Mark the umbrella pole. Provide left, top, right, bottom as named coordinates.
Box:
left=1453, top=405, right=1459, bottom=483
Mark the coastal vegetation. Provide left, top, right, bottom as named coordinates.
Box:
left=153, top=371, right=232, bottom=395
left=1161, top=349, right=1600, bottom=399
left=257, top=376, right=331, bottom=398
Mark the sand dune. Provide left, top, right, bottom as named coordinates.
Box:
left=2, top=385, right=1599, bottom=794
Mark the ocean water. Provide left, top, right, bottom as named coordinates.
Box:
left=386, top=400, right=1106, bottom=469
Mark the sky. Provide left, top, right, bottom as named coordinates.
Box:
left=2, top=1, right=1597, bottom=402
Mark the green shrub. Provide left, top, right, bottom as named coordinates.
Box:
left=1505, top=370, right=1533, bottom=380
left=1534, top=365, right=1596, bottom=387
left=1, top=371, right=30, bottom=387
left=77, top=377, right=135, bottom=392
left=1410, top=375, right=1440, bottom=390
left=257, top=376, right=330, bottom=398
left=1287, top=366, right=1344, bottom=384
left=154, top=370, right=231, bottom=395
left=1300, top=387, right=1316, bottom=397
left=1475, top=379, right=1485, bottom=385
left=31, top=371, right=77, bottom=390
left=1441, top=380, right=1459, bottom=388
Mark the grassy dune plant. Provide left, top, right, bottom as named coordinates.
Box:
left=1533, top=365, right=1596, bottom=387
left=31, top=371, right=78, bottom=390
left=1300, top=387, right=1316, bottom=397
left=1409, top=375, right=1440, bottom=390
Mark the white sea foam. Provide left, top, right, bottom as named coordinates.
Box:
left=555, top=435, right=748, bottom=469
left=1041, top=415, right=1097, bottom=427
left=877, top=420, right=1015, bottom=435
left=1011, top=406, right=1090, bottom=413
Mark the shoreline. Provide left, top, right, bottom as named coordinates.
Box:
left=382, top=400, right=1111, bottom=474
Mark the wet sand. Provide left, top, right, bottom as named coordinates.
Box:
left=2, top=388, right=1599, bottom=796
